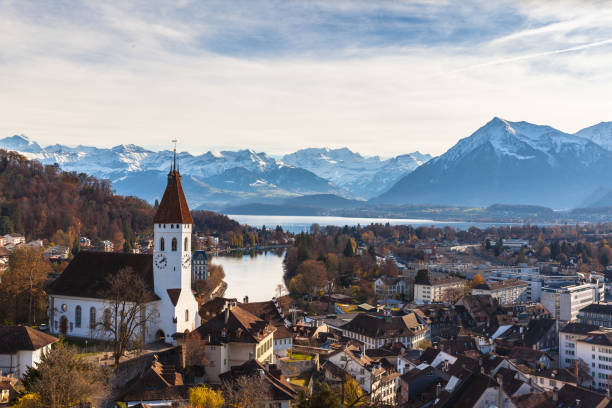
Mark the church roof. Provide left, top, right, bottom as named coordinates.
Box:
left=153, top=169, right=193, bottom=224
left=47, top=251, right=159, bottom=300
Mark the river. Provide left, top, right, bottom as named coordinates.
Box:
left=225, top=214, right=518, bottom=234
left=212, top=250, right=286, bottom=302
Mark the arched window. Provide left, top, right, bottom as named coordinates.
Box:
left=75, top=305, right=82, bottom=328
left=171, top=238, right=177, bottom=251
left=184, top=237, right=189, bottom=251
left=185, top=309, right=189, bottom=322
left=160, top=237, right=165, bottom=251
left=89, top=307, right=96, bottom=329
left=104, top=308, right=111, bottom=330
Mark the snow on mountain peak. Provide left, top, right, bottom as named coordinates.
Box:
left=575, top=121, right=612, bottom=152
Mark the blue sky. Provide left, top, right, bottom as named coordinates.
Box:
left=1, top=0, right=612, bottom=156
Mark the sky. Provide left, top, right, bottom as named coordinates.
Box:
left=1, top=0, right=612, bottom=157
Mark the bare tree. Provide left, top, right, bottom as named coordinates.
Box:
left=223, top=374, right=273, bottom=408
left=98, top=267, right=157, bottom=368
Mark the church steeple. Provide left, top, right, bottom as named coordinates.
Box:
left=153, top=142, right=193, bottom=224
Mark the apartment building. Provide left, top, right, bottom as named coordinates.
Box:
left=541, top=283, right=597, bottom=323
left=559, top=322, right=600, bottom=369
left=487, top=266, right=578, bottom=302
left=471, top=279, right=528, bottom=304
left=579, top=303, right=612, bottom=328
left=413, top=276, right=465, bottom=303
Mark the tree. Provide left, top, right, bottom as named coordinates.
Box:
left=189, top=385, right=224, bottom=408
left=344, top=238, right=358, bottom=257
left=470, top=273, right=484, bottom=288
left=98, top=267, right=156, bottom=368
left=23, top=342, right=109, bottom=408
left=222, top=374, right=272, bottom=408
left=0, top=246, right=50, bottom=324
left=415, top=269, right=429, bottom=283
left=290, top=260, right=328, bottom=299
left=380, top=259, right=398, bottom=277
left=344, top=375, right=364, bottom=406
left=295, top=382, right=343, bottom=408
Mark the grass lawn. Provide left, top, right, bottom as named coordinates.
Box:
left=286, top=351, right=314, bottom=361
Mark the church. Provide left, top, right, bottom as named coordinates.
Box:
left=47, top=156, right=201, bottom=344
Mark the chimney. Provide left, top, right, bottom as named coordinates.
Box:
left=225, top=307, right=230, bottom=324
left=574, top=360, right=579, bottom=383
left=179, top=343, right=186, bottom=370
left=435, top=383, right=441, bottom=397
left=552, top=387, right=558, bottom=402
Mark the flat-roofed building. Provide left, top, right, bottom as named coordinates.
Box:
left=471, top=279, right=528, bottom=304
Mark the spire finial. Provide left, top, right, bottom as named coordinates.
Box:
left=171, top=139, right=178, bottom=171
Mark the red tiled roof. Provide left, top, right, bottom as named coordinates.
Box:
left=0, top=326, right=58, bottom=354
left=153, top=170, right=193, bottom=224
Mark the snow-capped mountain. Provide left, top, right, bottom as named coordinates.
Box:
left=282, top=147, right=431, bottom=198
left=574, top=122, right=612, bottom=152
left=0, top=135, right=428, bottom=209
left=374, top=117, right=612, bottom=208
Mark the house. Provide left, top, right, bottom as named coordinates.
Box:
left=507, top=347, right=552, bottom=370
left=414, top=276, right=465, bottom=303
left=0, top=326, right=58, bottom=379
left=399, top=365, right=445, bottom=406
left=187, top=301, right=276, bottom=383
left=408, top=303, right=461, bottom=341
left=455, top=295, right=498, bottom=327
left=79, top=236, right=92, bottom=248
left=219, top=359, right=297, bottom=408
left=191, top=250, right=209, bottom=281
left=434, top=372, right=515, bottom=408
left=327, top=344, right=399, bottom=406
left=494, top=318, right=557, bottom=352
left=374, top=276, right=408, bottom=296
left=340, top=311, right=429, bottom=349
left=47, top=159, right=201, bottom=344
left=238, top=299, right=293, bottom=359
left=471, top=279, right=528, bottom=304
left=117, top=356, right=189, bottom=406
left=3, top=234, right=25, bottom=246
left=100, top=240, right=114, bottom=252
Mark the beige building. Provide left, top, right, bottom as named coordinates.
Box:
left=188, top=301, right=275, bottom=383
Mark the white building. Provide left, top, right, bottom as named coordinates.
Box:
left=569, top=330, right=612, bottom=392
left=541, top=283, right=598, bottom=323
left=471, top=279, right=528, bottom=304
left=0, top=326, right=57, bottom=379
left=559, top=322, right=601, bottom=370
left=487, top=266, right=578, bottom=302
left=191, top=250, right=209, bottom=281
left=413, top=276, right=465, bottom=303
left=47, top=158, right=200, bottom=344
left=374, top=276, right=408, bottom=297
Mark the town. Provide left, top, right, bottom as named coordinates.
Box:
left=1, top=147, right=612, bottom=408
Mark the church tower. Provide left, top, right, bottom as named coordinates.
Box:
left=152, top=147, right=200, bottom=343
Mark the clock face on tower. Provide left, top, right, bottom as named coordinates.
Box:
left=182, top=253, right=191, bottom=269
left=155, top=253, right=167, bottom=269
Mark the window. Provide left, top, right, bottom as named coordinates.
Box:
left=185, top=309, right=189, bottom=322
left=172, top=238, right=177, bottom=251
left=184, top=237, right=189, bottom=251
left=90, top=307, right=96, bottom=329
left=75, top=305, right=82, bottom=328
left=160, top=237, right=165, bottom=251
left=104, top=308, right=111, bottom=330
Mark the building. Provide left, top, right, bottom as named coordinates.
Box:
left=191, top=250, right=209, bottom=281
left=340, top=312, right=429, bottom=349
left=327, top=344, right=398, bottom=405
left=374, top=276, right=408, bottom=297
left=219, top=359, right=297, bottom=408
left=0, top=326, right=58, bottom=379
left=413, top=276, right=465, bottom=303
left=559, top=322, right=601, bottom=369
left=187, top=301, right=276, bottom=383
left=579, top=303, right=612, bottom=328
left=487, top=266, right=578, bottom=302
left=541, top=282, right=596, bottom=322
left=571, top=330, right=612, bottom=392
left=47, top=156, right=201, bottom=344
left=471, top=279, right=528, bottom=304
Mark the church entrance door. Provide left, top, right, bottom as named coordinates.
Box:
left=156, top=329, right=165, bottom=343
left=60, top=316, right=68, bottom=334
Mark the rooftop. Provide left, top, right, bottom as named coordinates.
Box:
left=0, top=326, right=58, bottom=354
left=153, top=169, right=193, bottom=224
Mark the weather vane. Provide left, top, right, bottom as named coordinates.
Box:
left=171, top=139, right=178, bottom=171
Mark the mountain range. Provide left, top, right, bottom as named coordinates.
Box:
left=0, top=135, right=428, bottom=209
left=3, top=116, right=612, bottom=212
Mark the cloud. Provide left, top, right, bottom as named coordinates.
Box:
left=0, top=0, right=612, bottom=157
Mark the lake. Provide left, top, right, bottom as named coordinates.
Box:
left=225, top=214, right=517, bottom=234
left=212, top=250, right=286, bottom=302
